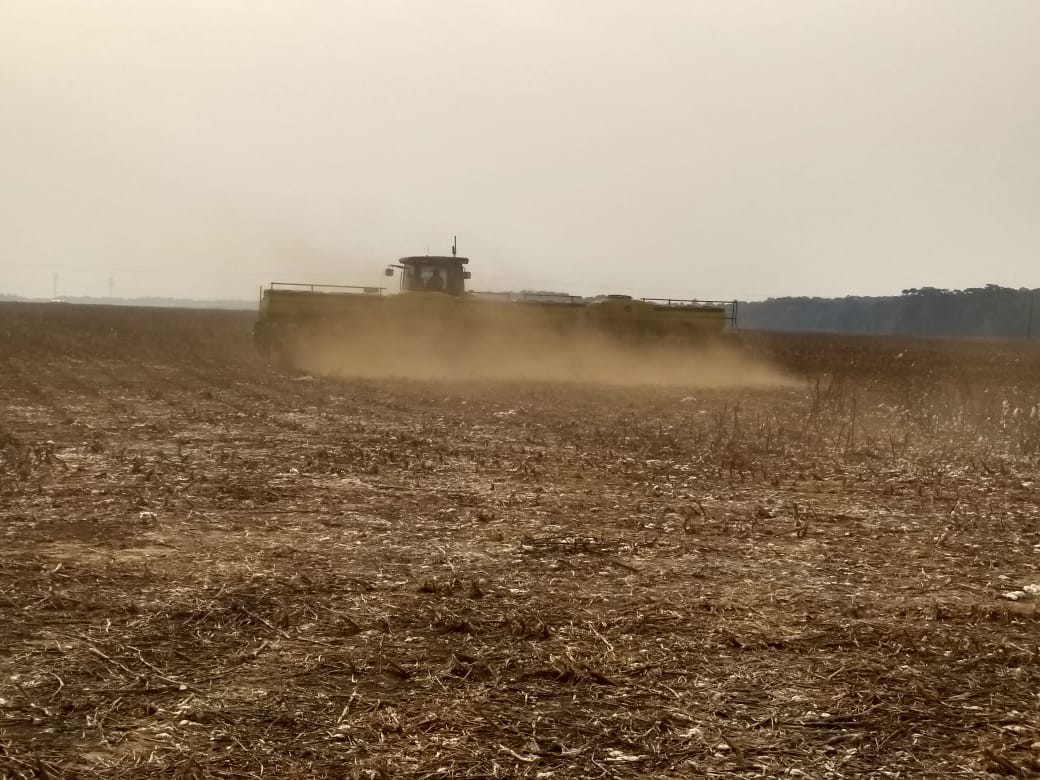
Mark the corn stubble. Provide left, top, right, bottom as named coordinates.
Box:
left=1, top=302, right=1039, bottom=778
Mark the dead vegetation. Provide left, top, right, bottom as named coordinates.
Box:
left=1, top=302, right=1039, bottom=778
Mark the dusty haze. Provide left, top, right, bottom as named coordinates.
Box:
left=2, top=2, right=1039, bottom=301
left=288, top=302, right=793, bottom=388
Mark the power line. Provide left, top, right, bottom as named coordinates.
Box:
left=0, top=261, right=279, bottom=278
left=1, top=261, right=775, bottom=300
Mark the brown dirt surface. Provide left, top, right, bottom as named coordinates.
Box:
left=2, top=301, right=1040, bottom=779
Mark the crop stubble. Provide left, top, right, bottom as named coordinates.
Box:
left=1, top=302, right=1040, bottom=778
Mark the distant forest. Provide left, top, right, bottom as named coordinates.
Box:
left=739, top=285, right=1040, bottom=340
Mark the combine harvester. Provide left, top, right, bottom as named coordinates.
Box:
left=253, top=246, right=738, bottom=374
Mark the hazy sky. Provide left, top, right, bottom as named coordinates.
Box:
left=2, top=1, right=1038, bottom=301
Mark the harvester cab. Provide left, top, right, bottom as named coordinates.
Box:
left=385, top=256, right=472, bottom=296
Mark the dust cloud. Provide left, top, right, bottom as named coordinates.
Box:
left=281, top=302, right=791, bottom=389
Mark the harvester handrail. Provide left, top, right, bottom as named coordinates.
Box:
left=269, top=282, right=385, bottom=294
left=472, top=291, right=585, bottom=304
left=518, top=292, right=585, bottom=304
left=641, top=298, right=739, bottom=327
left=640, top=297, right=731, bottom=307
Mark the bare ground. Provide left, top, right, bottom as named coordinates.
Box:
left=2, top=302, right=1040, bottom=778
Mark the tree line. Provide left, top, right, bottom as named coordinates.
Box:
left=738, top=285, right=1040, bottom=339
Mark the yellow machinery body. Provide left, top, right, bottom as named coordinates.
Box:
left=253, top=256, right=737, bottom=364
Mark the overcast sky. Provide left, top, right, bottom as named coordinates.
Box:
left=2, top=1, right=1038, bottom=301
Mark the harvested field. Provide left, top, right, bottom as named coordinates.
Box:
left=2, top=301, right=1040, bottom=778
